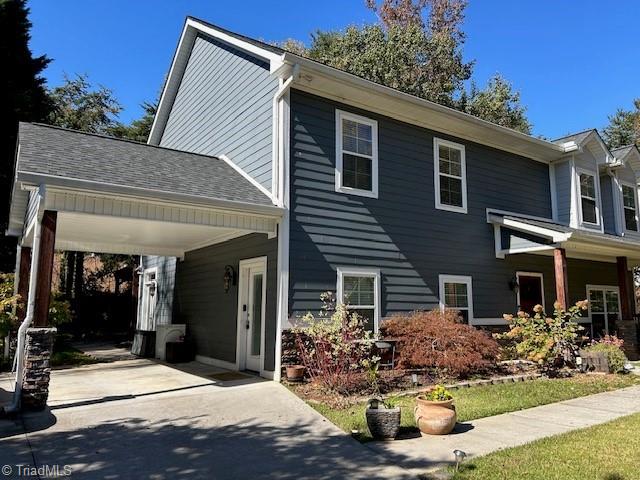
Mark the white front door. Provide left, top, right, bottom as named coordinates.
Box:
left=140, top=268, right=158, bottom=331
left=238, top=258, right=267, bottom=372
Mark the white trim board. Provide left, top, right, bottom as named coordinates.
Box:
left=219, top=154, right=273, bottom=201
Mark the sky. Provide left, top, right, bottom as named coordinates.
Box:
left=28, top=0, right=640, bottom=139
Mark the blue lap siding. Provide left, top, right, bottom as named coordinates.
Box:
left=288, top=90, right=576, bottom=320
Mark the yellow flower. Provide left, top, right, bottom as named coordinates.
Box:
left=503, top=314, right=514, bottom=322
left=533, top=304, right=544, bottom=314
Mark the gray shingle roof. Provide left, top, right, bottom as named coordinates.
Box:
left=552, top=129, right=595, bottom=146
left=612, top=145, right=634, bottom=158
left=501, top=215, right=573, bottom=233
left=16, top=122, right=273, bottom=207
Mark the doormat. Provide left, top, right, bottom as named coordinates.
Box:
left=208, top=372, right=252, bottom=382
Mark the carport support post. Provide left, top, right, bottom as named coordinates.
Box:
left=616, top=256, right=638, bottom=359
left=33, top=211, right=57, bottom=327
left=553, top=248, right=569, bottom=310
left=20, top=211, right=57, bottom=410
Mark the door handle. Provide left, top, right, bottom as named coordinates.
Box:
left=246, top=320, right=250, bottom=330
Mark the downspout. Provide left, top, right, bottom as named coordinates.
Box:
left=607, top=168, right=624, bottom=236
left=5, top=214, right=43, bottom=413
left=273, top=63, right=298, bottom=382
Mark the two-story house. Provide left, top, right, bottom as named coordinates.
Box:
left=8, top=17, right=640, bottom=383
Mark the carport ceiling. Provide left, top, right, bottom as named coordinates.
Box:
left=53, top=212, right=245, bottom=258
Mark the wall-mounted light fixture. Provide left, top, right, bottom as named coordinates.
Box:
left=223, top=265, right=236, bottom=293
left=508, top=276, right=519, bottom=293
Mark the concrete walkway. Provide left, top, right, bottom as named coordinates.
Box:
left=368, top=385, right=640, bottom=476
left=0, top=359, right=413, bottom=479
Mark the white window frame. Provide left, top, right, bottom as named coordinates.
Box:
left=586, top=284, right=621, bottom=334
left=576, top=168, right=601, bottom=227
left=336, top=266, right=381, bottom=332
left=515, top=271, right=545, bottom=311
left=434, top=138, right=467, bottom=214
left=620, top=181, right=639, bottom=233
left=335, top=110, right=379, bottom=198
left=438, top=274, right=474, bottom=322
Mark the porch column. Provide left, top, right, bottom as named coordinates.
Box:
left=33, top=211, right=57, bottom=327
left=616, top=256, right=633, bottom=321
left=554, top=248, right=569, bottom=309
left=616, top=256, right=638, bottom=359
left=16, top=247, right=32, bottom=322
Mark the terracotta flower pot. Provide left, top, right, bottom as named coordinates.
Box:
left=414, top=395, right=457, bottom=435
left=285, top=365, right=305, bottom=382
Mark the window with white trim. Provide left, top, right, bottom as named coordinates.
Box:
left=335, top=110, right=378, bottom=198
left=434, top=138, right=467, bottom=213
left=337, top=267, right=380, bottom=332
left=578, top=171, right=599, bottom=225
left=622, top=184, right=638, bottom=232
left=587, top=286, right=620, bottom=337
left=438, top=275, right=473, bottom=323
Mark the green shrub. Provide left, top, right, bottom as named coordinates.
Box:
left=0, top=274, right=20, bottom=338
left=424, top=384, right=453, bottom=401
left=48, top=293, right=72, bottom=327
left=585, top=342, right=627, bottom=373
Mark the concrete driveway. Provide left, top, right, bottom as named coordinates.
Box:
left=0, top=359, right=413, bottom=479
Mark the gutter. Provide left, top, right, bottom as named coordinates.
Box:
left=4, top=192, right=43, bottom=414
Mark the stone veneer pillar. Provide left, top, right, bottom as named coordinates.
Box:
left=21, top=327, right=56, bottom=410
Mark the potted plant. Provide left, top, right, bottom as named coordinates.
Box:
left=285, top=364, right=306, bottom=382
left=414, top=385, right=457, bottom=435
left=365, top=397, right=401, bottom=441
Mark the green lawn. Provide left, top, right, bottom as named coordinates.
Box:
left=450, top=412, right=640, bottom=480
left=307, top=374, right=640, bottom=442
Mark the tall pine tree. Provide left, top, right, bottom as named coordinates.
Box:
left=0, top=0, right=53, bottom=271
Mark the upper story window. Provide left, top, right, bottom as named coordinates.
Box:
left=335, top=110, right=378, bottom=198
left=438, top=274, right=473, bottom=323
left=337, top=267, right=381, bottom=332
left=434, top=138, right=467, bottom=214
left=622, top=184, right=639, bottom=232
left=578, top=171, right=599, bottom=226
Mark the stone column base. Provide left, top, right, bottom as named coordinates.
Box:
left=617, top=320, right=639, bottom=361
left=21, top=327, right=56, bottom=410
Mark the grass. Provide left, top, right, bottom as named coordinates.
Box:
left=450, top=412, right=640, bottom=480
left=51, top=343, right=99, bottom=368
left=307, top=374, right=640, bottom=442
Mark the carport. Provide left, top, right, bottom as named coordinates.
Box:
left=5, top=122, right=283, bottom=410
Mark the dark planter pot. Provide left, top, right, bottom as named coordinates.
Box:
left=286, top=365, right=305, bottom=382
left=365, top=400, right=401, bottom=441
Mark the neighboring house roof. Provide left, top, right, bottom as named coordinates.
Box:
left=612, top=144, right=640, bottom=175
left=150, top=16, right=569, bottom=163
left=15, top=122, right=273, bottom=208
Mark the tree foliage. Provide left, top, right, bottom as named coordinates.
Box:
left=461, top=74, right=532, bottom=134
left=281, top=0, right=530, bottom=130
left=48, top=73, right=122, bottom=133
left=0, top=0, right=53, bottom=271
left=602, top=98, right=640, bottom=149
left=108, top=101, right=157, bottom=143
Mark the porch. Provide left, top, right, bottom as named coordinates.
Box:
left=489, top=210, right=640, bottom=358
left=6, top=123, right=284, bottom=410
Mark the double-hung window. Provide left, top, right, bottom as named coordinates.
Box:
left=434, top=138, right=467, bottom=213
left=335, top=110, right=378, bottom=198
left=438, top=275, right=473, bottom=323
left=587, top=286, right=620, bottom=337
left=621, top=183, right=638, bottom=232
left=337, top=267, right=381, bottom=332
left=578, top=171, right=599, bottom=225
